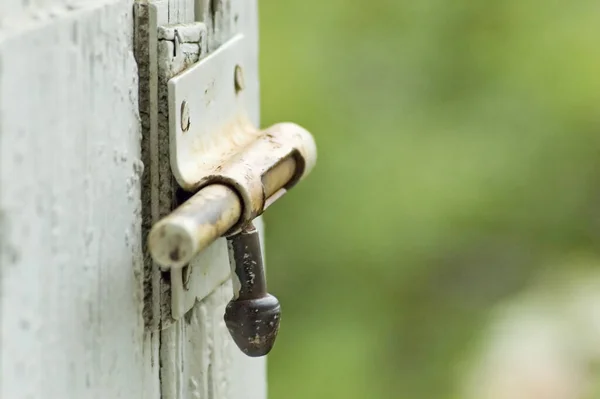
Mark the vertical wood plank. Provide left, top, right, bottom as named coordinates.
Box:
left=0, top=2, right=159, bottom=398
left=167, top=0, right=195, bottom=24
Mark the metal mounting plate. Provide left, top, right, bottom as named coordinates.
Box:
left=168, top=34, right=259, bottom=191
left=169, top=236, right=230, bottom=320
left=165, top=33, right=259, bottom=320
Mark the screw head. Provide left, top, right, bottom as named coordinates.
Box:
left=234, top=65, right=245, bottom=93
left=180, top=100, right=190, bottom=132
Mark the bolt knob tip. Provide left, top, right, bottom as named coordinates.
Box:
left=224, top=294, right=281, bottom=357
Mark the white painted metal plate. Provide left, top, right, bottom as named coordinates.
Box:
left=168, top=34, right=250, bottom=191
left=170, top=237, right=230, bottom=319
left=166, top=33, right=259, bottom=320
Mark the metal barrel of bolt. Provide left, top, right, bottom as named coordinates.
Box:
left=148, top=72, right=317, bottom=356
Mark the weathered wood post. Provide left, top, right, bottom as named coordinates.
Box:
left=1, top=1, right=278, bottom=398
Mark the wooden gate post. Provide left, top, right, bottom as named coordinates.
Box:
left=1, top=1, right=267, bottom=398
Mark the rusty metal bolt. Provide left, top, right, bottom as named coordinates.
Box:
left=224, top=222, right=280, bottom=357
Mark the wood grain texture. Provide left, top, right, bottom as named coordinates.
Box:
left=0, top=2, right=159, bottom=398
left=0, top=0, right=118, bottom=31
left=160, top=276, right=267, bottom=399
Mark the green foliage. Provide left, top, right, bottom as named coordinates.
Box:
left=259, top=1, right=600, bottom=397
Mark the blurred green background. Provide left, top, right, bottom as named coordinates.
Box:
left=258, top=1, right=600, bottom=398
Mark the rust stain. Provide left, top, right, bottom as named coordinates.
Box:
left=149, top=122, right=316, bottom=269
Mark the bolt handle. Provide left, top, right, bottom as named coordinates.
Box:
left=224, top=222, right=280, bottom=357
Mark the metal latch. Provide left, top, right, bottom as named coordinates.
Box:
left=147, top=33, right=317, bottom=356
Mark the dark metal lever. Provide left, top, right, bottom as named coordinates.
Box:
left=224, top=222, right=281, bottom=357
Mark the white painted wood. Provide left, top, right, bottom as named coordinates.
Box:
left=0, top=0, right=117, bottom=30
left=0, top=2, right=159, bottom=398
left=160, top=265, right=267, bottom=399
left=167, top=0, right=194, bottom=24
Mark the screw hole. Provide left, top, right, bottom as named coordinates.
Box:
left=180, top=100, right=190, bottom=132
left=234, top=65, right=245, bottom=94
